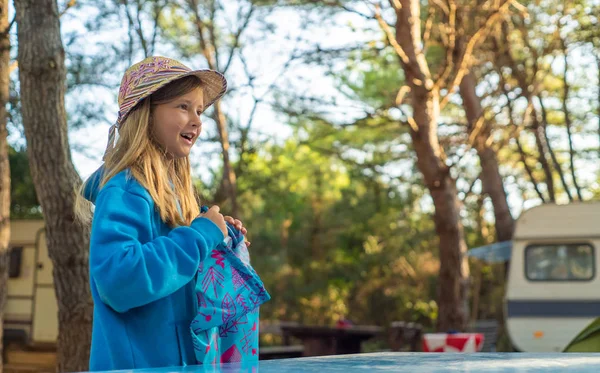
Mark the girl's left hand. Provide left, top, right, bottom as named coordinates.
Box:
left=224, top=216, right=251, bottom=247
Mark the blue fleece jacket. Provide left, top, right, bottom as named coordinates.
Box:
left=83, top=166, right=225, bottom=371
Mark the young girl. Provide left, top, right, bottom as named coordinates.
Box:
left=78, top=56, right=261, bottom=371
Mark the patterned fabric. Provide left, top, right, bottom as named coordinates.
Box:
left=104, top=56, right=228, bottom=160
left=117, top=56, right=227, bottom=126
left=191, top=206, right=270, bottom=366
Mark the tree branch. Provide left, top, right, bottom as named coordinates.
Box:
left=559, top=36, right=583, bottom=201
left=123, top=1, right=135, bottom=64
left=187, top=0, right=215, bottom=69
left=423, top=6, right=436, bottom=53
left=234, top=41, right=305, bottom=173
left=463, top=172, right=481, bottom=200
left=6, top=15, right=15, bottom=35
left=135, top=0, right=149, bottom=57
left=435, top=0, right=458, bottom=92
left=537, top=95, right=573, bottom=202
left=341, top=3, right=373, bottom=19
left=439, top=0, right=518, bottom=109
left=597, top=54, right=600, bottom=162
left=150, top=0, right=165, bottom=56
left=120, top=0, right=148, bottom=58
left=531, top=110, right=556, bottom=202
left=60, top=0, right=77, bottom=18
left=207, top=0, right=221, bottom=71
left=430, top=0, right=449, bottom=16
left=223, top=2, right=255, bottom=73
left=374, top=4, right=410, bottom=67
left=374, top=0, right=432, bottom=109
left=500, top=77, right=546, bottom=202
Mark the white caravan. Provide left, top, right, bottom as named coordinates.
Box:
left=4, top=220, right=58, bottom=346
left=505, top=202, right=600, bottom=352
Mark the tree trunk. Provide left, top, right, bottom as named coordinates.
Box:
left=515, top=135, right=546, bottom=203
left=531, top=112, right=556, bottom=202
left=14, top=1, right=92, bottom=371
left=470, top=197, right=490, bottom=324
left=499, top=81, right=547, bottom=202
left=187, top=0, right=239, bottom=217
left=0, top=0, right=11, bottom=370
left=538, top=97, right=573, bottom=201
left=459, top=72, right=515, bottom=242
left=560, top=44, right=583, bottom=201
left=393, top=0, right=469, bottom=332
left=494, top=24, right=556, bottom=203
left=597, top=55, right=600, bottom=162
left=212, top=102, right=239, bottom=217
left=409, top=110, right=470, bottom=331
left=310, top=170, right=323, bottom=260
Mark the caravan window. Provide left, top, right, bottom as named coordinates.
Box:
left=525, top=244, right=594, bottom=281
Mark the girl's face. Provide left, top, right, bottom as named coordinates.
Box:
left=152, top=87, right=204, bottom=159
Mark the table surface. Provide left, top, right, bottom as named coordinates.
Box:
left=91, top=352, right=600, bottom=373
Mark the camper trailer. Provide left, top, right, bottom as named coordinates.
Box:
left=505, top=202, right=600, bottom=352
left=4, top=220, right=58, bottom=346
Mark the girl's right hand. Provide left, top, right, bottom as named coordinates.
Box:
left=202, top=205, right=228, bottom=237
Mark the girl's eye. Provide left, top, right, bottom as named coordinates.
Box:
left=179, top=104, right=188, bottom=110
left=196, top=110, right=202, bottom=116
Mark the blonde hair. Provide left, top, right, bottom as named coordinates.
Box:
left=76, top=76, right=202, bottom=227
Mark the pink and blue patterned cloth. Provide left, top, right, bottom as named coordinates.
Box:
left=191, top=206, right=270, bottom=366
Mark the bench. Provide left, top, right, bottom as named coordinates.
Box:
left=469, top=319, right=498, bottom=352
left=388, top=321, right=423, bottom=352
left=259, top=322, right=304, bottom=360
left=259, top=345, right=305, bottom=360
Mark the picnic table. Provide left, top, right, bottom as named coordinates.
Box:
left=89, top=352, right=600, bottom=372
left=279, top=324, right=383, bottom=356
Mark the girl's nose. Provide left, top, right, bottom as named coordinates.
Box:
left=190, top=114, right=201, bottom=127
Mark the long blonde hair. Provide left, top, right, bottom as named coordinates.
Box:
left=76, top=76, right=202, bottom=227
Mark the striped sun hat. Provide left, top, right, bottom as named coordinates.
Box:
left=103, top=56, right=227, bottom=160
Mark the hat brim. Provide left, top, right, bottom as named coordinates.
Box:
left=183, top=69, right=228, bottom=109
left=118, top=69, right=227, bottom=126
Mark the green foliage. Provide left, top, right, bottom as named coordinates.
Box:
left=338, top=47, right=405, bottom=108
left=232, top=130, right=440, bottom=328
left=9, top=147, right=42, bottom=219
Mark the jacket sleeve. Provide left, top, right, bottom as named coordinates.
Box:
left=89, top=185, right=224, bottom=313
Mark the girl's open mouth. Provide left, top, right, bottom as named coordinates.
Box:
left=181, top=133, right=194, bottom=145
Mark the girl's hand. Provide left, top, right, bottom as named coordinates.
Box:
left=202, top=206, right=227, bottom=237
left=224, top=216, right=246, bottom=235
left=224, top=216, right=251, bottom=247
